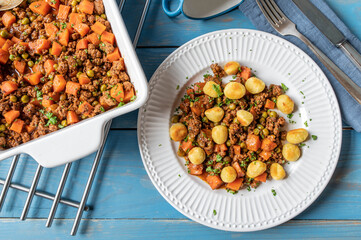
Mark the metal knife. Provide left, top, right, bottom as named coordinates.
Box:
left=292, top=0, right=361, bottom=72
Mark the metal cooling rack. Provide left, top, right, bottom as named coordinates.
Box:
left=0, top=0, right=150, bottom=236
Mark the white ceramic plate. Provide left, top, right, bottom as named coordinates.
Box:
left=138, top=29, right=342, bottom=231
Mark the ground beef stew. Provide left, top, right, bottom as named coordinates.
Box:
left=169, top=61, right=310, bottom=193
left=0, top=0, right=136, bottom=149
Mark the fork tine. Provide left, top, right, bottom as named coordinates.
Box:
left=268, top=0, right=286, bottom=21
left=256, top=0, right=279, bottom=27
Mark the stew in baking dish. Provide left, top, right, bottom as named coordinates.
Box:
left=170, top=62, right=309, bottom=193
left=0, top=0, right=135, bottom=149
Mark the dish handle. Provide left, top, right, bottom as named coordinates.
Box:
left=162, top=0, right=183, bottom=17
left=21, top=118, right=107, bottom=168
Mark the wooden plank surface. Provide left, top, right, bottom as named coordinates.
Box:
left=1, top=0, right=361, bottom=238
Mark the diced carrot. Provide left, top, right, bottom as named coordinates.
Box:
left=78, top=73, right=90, bottom=85
left=25, top=125, right=35, bottom=133
left=226, top=178, right=244, bottom=191
left=2, top=11, right=16, bottom=28
left=261, top=138, right=277, bottom=151
left=29, top=1, right=51, bottom=16
left=0, top=37, right=6, bottom=47
left=259, top=150, right=272, bottom=161
left=78, top=101, right=93, bottom=116
left=124, top=87, right=135, bottom=103
left=0, top=48, right=9, bottom=64
left=11, top=36, right=21, bottom=43
left=19, top=42, right=29, bottom=49
left=42, top=95, right=54, bottom=108
left=188, top=163, right=203, bottom=175
left=29, top=39, right=51, bottom=54
left=58, top=29, right=70, bottom=46
left=241, top=66, right=252, bottom=80
left=1, top=81, right=18, bottom=95
left=114, top=58, right=125, bottom=71
left=246, top=134, right=261, bottom=152
left=69, top=13, right=86, bottom=25
left=233, top=145, right=241, bottom=155
left=214, top=144, right=228, bottom=153
left=44, top=59, right=56, bottom=75
left=87, top=32, right=100, bottom=45
left=265, top=99, right=275, bottom=109
left=180, top=140, right=193, bottom=153
left=1, top=39, right=14, bottom=52
left=67, top=111, right=79, bottom=125
left=4, top=110, right=20, bottom=124
left=194, top=82, right=205, bottom=95
left=14, top=60, right=26, bottom=74
left=254, top=172, right=267, bottom=183
left=186, top=88, right=195, bottom=99
left=190, top=105, right=202, bottom=116
left=101, top=31, right=115, bottom=45
left=78, top=0, right=94, bottom=14
left=206, top=174, right=224, bottom=190
left=24, top=72, right=43, bottom=85
left=65, top=81, right=80, bottom=96
left=10, top=119, right=24, bottom=133
left=76, top=39, right=88, bottom=50
left=249, top=106, right=257, bottom=118
left=107, top=48, right=121, bottom=62
left=51, top=41, right=62, bottom=57
left=57, top=4, right=71, bottom=20
left=73, top=23, right=90, bottom=37
left=110, top=83, right=124, bottom=102
left=53, top=75, right=66, bottom=92
left=45, top=23, right=59, bottom=40
left=30, top=99, right=41, bottom=107
left=32, top=63, right=42, bottom=73
left=45, top=0, right=60, bottom=9
left=91, top=21, right=106, bottom=35
left=232, top=162, right=245, bottom=178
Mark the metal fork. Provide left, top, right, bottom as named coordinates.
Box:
left=256, top=0, right=361, bottom=105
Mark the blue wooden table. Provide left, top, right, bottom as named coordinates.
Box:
left=1, top=0, right=361, bottom=239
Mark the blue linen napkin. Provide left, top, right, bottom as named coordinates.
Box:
left=239, top=0, right=361, bottom=131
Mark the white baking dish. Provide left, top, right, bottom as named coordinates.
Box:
left=0, top=0, right=148, bottom=168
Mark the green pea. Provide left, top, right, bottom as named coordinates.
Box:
left=21, top=52, right=29, bottom=59
left=92, top=91, right=98, bottom=97
left=21, top=95, right=29, bottom=103
left=28, top=60, right=34, bottom=67
left=269, top=111, right=277, bottom=118
left=262, top=128, right=269, bottom=137
left=9, top=55, right=16, bottom=61
left=262, top=111, right=268, bottom=118
left=253, top=128, right=260, bottom=135
left=0, top=30, right=9, bottom=38
left=30, top=15, right=36, bottom=22
left=86, top=70, right=94, bottom=78
left=76, top=72, right=82, bottom=78
left=202, top=116, right=208, bottom=123
left=15, top=56, right=21, bottom=61
left=92, top=101, right=99, bottom=106
left=77, top=59, right=82, bottom=66
left=10, top=95, right=17, bottom=102
left=226, top=140, right=231, bottom=147
left=233, top=117, right=239, bottom=124
left=100, top=84, right=107, bottom=92
left=48, top=74, right=54, bottom=80
left=106, top=71, right=112, bottom=77
left=240, top=142, right=247, bottom=149
left=60, top=94, right=66, bottom=101
left=216, top=97, right=222, bottom=105
left=71, top=0, right=77, bottom=6
left=5, top=123, right=10, bottom=128
left=171, top=115, right=179, bottom=123
left=259, top=117, right=265, bottom=125
left=22, top=18, right=30, bottom=25
left=229, top=103, right=236, bottom=110
left=257, top=124, right=264, bottom=130
left=101, top=14, right=107, bottom=19
left=0, top=124, right=5, bottom=131
left=53, top=64, right=58, bottom=70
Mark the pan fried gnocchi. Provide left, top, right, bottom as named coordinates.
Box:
left=169, top=61, right=312, bottom=193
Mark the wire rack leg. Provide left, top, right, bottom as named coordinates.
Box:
left=0, top=155, right=20, bottom=210
left=46, top=163, right=72, bottom=227
left=20, top=165, right=43, bottom=220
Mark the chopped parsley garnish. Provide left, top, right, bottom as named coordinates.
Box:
left=203, top=74, right=211, bottom=78
left=178, top=174, right=181, bottom=178
left=299, top=143, right=306, bottom=147
left=281, top=83, right=288, bottom=92
left=304, top=121, right=308, bottom=127
left=213, top=210, right=217, bottom=216
left=227, top=189, right=238, bottom=195
left=100, top=106, right=105, bottom=112
left=287, top=113, right=293, bottom=119
left=35, top=88, right=43, bottom=100
left=176, top=85, right=180, bottom=90
left=272, top=189, right=277, bottom=196
left=45, top=112, right=58, bottom=126
left=58, top=124, right=65, bottom=129
left=158, top=144, right=162, bottom=147
left=247, top=186, right=251, bottom=191
left=117, top=102, right=125, bottom=107
left=311, top=135, right=318, bottom=140
left=216, top=154, right=223, bottom=162
left=130, top=95, right=137, bottom=102
left=212, top=84, right=223, bottom=97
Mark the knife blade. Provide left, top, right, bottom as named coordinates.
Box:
left=292, top=0, right=361, bottom=71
